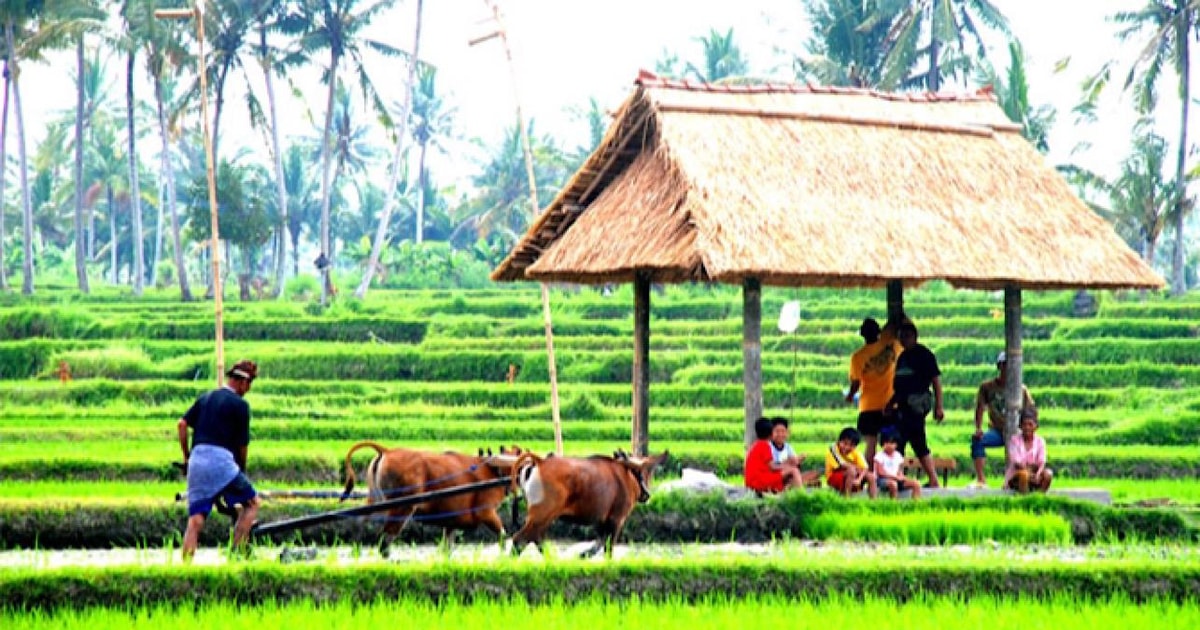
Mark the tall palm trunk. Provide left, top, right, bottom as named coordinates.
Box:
left=7, top=21, right=34, bottom=295
left=317, top=51, right=341, bottom=305
left=354, top=0, right=423, bottom=298
left=152, top=176, right=163, bottom=287
left=73, top=37, right=89, bottom=293
left=87, top=200, right=95, bottom=259
left=416, top=141, right=427, bottom=244
left=108, top=184, right=117, bottom=284
left=126, top=49, right=145, bottom=296
left=261, top=26, right=289, bottom=298
left=1171, top=19, right=1190, bottom=295
left=155, top=74, right=191, bottom=301
left=211, top=61, right=232, bottom=169
left=0, top=63, right=9, bottom=292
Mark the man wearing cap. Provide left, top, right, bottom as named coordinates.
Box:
left=970, top=351, right=1036, bottom=489
left=176, top=359, right=260, bottom=559
left=845, top=316, right=902, bottom=465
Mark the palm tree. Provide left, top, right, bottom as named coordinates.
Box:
left=296, top=0, right=404, bottom=304
left=353, top=0, right=422, bottom=298
left=1063, top=120, right=1185, bottom=271
left=0, top=62, right=9, bottom=292
left=190, top=0, right=259, bottom=167
left=457, top=120, right=568, bottom=249
left=120, top=0, right=148, bottom=296
left=796, top=0, right=893, bottom=87
left=873, top=0, right=1011, bottom=91
left=1083, top=1, right=1197, bottom=293
left=252, top=0, right=305, bottom=297
left=140, top=14, right=192, bottom=301
left=976, top=41, right=1055, bottom=153
left=2, top=1, right=43, bottom=295
left=85, top=120, right=129, bottom=285
left=687, top=28, right=748, bottom=83
left=55, top=0, right=104, bottom=294
left=411, top=61, right=454, bottom=244
left=280, top=143, right=318, bottom=277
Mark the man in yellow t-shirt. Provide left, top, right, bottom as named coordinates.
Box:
left=846, top=317, right=902, bottom=464
left=824, top=427, right=877, bottom=498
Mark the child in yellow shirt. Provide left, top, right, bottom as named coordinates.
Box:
left=824, top=427, right=877, bottom=498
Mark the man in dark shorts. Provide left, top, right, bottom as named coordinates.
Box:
left=885, top=322, right=945, bottom=488
left=846, top=316, right=902, bottom=464
left=177, top=359, right=260, bottom=560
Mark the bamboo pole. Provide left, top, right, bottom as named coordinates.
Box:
left=476, top=0, right=562, bottom=455
left=157, top=2, right=223, bottom=383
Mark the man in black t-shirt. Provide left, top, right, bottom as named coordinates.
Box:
left=176, top=359, right=260, bottom=560
left=885, top=322, right=945, bottom=488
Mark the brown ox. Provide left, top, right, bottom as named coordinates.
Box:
left=340, top=441, right=517, bottom=556
left=510, top=449, right=669, bottom=557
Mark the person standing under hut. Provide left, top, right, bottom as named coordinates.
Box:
left=884, top=322, right=945, bottom=488
left=845, top=316, right=902, bottom=465
left=970, top=351, right=1036, bottom=489
left=177, top=359, right=260, bottom=560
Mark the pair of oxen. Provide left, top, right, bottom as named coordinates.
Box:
left=340, top=442, right=669, bottom=557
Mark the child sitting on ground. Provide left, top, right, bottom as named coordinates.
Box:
left=1006, top=409, right=1053, bottom=494
left=745, top=418, right=785, bottom=494
left=825, top=427, right=877, bottom=498
left=768, top=417, right=811, bottom=489
left=873, top=430, right=921, bottom=499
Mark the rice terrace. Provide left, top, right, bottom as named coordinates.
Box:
left=2, top=0, right=1200, bottom=627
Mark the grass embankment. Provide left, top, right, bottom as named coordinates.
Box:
left=1, top=559, right=1198, bottom=612
left=0, top=491, right=1189, bottom=549
left=2, top=438, right=1196, bottom=482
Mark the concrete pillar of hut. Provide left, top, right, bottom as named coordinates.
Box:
left=632, top=271, right=651, bottom=457
left=743, top=277, right=763, bottom=449
left=886, top=280, right=905, bottom=323
left=1002, top=285, right=1025, bottom=447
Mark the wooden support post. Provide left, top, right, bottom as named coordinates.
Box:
left=886, top=280, right=904, bottom=322
left=1002, top=285, right=1024, bottom=445
left=743, top=277, right=763, bottom=449
left=631, top=271, right=651, bottom=457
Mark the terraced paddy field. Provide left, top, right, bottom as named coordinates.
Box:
left=1, top=284, right=1198, bottom=614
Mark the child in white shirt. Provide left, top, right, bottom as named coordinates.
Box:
left=873, top=431, right=921, bottom=499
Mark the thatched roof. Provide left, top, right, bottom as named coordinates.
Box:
left=492, top=71, right=1163, bottom=290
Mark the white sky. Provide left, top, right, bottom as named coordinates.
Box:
left=11, top=0, right=1194, bottom=192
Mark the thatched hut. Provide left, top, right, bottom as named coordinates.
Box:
left=494, top=70, right=1163, bottom=455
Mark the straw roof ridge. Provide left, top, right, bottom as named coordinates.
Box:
left=634, top=68, right=999, bottom=104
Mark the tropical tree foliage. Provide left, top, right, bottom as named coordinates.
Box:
left=1063, top=120, right=1187, bottom=271
left=1080, top=0, right=1198, bottom=293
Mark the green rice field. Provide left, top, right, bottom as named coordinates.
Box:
left=1, top=284, right=1198, bottom=610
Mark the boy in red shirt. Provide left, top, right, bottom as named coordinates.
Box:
left=745, top=418, right=784, bottom=494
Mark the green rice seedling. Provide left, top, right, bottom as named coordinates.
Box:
left=803, top=509, right=1072, bottom=545
left=3, top=593, right=1200, bottom=629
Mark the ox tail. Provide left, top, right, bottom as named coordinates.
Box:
left=340, top=441, right=390, bottom=502
left=509, top=451, right=543, bottom=497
